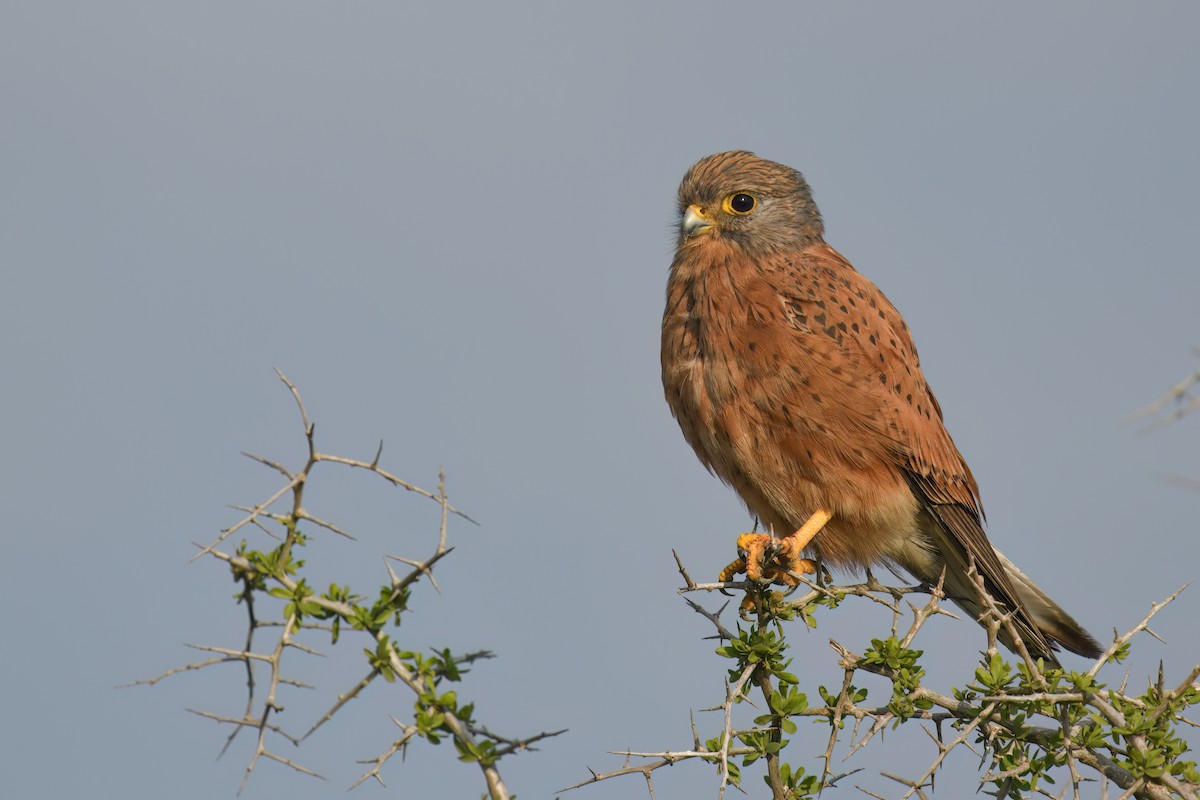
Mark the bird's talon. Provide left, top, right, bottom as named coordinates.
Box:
left=793, top=557, right=818, bottom=576
left=718, top=557, right=747, bottom=584
left=718, top=533, right=818, bottom=587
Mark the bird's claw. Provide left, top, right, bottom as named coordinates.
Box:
left=719, top=531, right=816, bottom=588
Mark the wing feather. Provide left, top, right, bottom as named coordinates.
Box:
left=785, top=245, right=1057, bottom=656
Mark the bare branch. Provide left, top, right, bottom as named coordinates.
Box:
left=1126, top=363, right=1200, bottom=432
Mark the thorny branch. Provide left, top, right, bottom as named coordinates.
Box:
left=127, top=370, right=560, bottom=797
left=566, top=553, right=1200, bottom=800
left=1127, top=354, right=1200, bottom=433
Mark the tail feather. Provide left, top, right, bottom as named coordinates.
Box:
left=994, top=548, right=1103, bottom=660
left=913, top=514, right=1102, bottom=663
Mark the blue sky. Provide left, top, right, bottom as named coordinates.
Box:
left=3, top=3, right=1199, bottom=797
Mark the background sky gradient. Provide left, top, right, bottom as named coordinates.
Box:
left=4, top=3, right=1199, bottom=797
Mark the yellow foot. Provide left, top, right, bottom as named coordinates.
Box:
left=717, top=509, right=833, bottom=587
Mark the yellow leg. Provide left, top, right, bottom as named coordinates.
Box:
left=791, top=508, right=833, bottom=550
left=776, top=508, right=832, bottom=570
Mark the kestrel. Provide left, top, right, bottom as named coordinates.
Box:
left=661, top=151, right=1101, bottom=662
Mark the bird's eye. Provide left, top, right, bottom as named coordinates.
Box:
left=724, top=192, right=757, bottom=215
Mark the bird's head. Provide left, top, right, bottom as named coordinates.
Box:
left=676, top=151, right=825, bottom=256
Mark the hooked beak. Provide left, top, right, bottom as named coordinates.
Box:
left=681, top=204, right=715, bottom=238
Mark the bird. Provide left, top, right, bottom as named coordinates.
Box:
left=660, top=151, right=1102, bottom=662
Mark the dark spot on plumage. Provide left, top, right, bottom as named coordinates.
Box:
left=894, top=383, right=902, bottom=393
left=836, top=322, right=847, bottom=333
left=813, top=312, right=826, bottom=326
left=868, top=333, right=877, bottom=345
left=889, top=338, right=897, bottom=348
left=878, top=309, right=886, bottom=319
left=748, top=341, right=757, bottom=351
left=905, top=393, right=913, bottom=405
left=814, top=299, right=827, bottom=309
left=838, top=304, right=849, bottom=314
left=811, top=393, right=822, bottom=404
left=851, top=322, right=860, bottom=333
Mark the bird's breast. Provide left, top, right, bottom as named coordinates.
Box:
left=661, top=242, right=794, bottom=472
